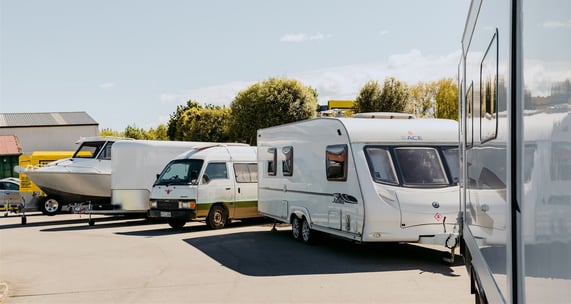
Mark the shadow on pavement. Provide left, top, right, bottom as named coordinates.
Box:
left=183, top=228, right=463, bottom=277
left=0, top=214, right=141, bottom=230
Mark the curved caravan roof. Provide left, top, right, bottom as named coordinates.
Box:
left=261, top=117, right=458, bottom=145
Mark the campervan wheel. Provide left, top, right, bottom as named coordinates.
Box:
left=206, top=205, right=227, bottom=229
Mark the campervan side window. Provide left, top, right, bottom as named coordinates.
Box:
left=364, top=147, right=398, bottom=185
left=326, top=145, right=348, bottom=181
left=234, top=163, right=258, bottom=183
left=267, top=148, right=277, bottom=176
left=282, top=146, right=293, bottom=176
left=442, top=148, right=460, bottom=184
left=395, top=148, right=448, bottom=187
left=203, top=162, right=228, bottom=183
left=480, top=30, right=499, bottom=143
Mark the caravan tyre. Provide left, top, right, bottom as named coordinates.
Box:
left=41, top=197, right=61, bottom=216
left=206, top=205, right=227, bottom=229
left=168, top=218, right=186, bottom=229
left=301, top=218, right=313, bottom=244
left=292, top=216, right=302, bottom=241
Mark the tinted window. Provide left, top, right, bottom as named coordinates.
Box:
left=395, top=148, right=448, bottom=186
left=326, top=144, right=348, bottom=181
left=364, top=147, right=398, bottom=184
left=234, top=163, right=258, bottom=183
left=282, top=146, right=293, bottom=176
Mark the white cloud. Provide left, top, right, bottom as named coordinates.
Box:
left=98, top=82, right=115, bottom=89
left=542, top=20, right=571, bottom=28
left=280, top=32, right=332, bottom=43
left=379, top=30, right=389, bottom=37
left=160, top=49, right=462, bottom=108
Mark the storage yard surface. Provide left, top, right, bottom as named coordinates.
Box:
left=0, top=213, right=472, bottom=303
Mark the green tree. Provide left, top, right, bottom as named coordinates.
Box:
left=99, top=128, right=123, bottom=137
left=434, top=78, right=459, bottom=120
left=409, top=81, right=437, bottom=118
left=379, top=77, right=410, bottom=113
left=147, top=124, right=169, bottom=140
left=123, top=125, right=148, bottom=139
left=230, top=77, right=318, bottom=145
left=167, top=100, right=202, bottom=140
left=178, top=105, right=231, bottom=142
left=354, top=80, right=382, bottom=113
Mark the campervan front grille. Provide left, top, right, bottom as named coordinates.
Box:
left=156, top=201, right=179, bottom=210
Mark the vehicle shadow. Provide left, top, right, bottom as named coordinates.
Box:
left=183, top=228, right=463, bottom=277
left=115, top=219, right=277, bottom=237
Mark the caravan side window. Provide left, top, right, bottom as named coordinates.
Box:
left=282, top=146, right=293, bottom=176
left=234, top=163, right=258, bottom=183
left=326, top=145, right=348, bottom=181
left=267, top=148, right=277, bottom=176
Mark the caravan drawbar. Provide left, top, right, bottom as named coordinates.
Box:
left=257, top=116, right=460, bottom=252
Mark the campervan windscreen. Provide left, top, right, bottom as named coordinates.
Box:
left=154, top=159, right=204, bottom=186
left=73, top=141, right=113, bottom=159
left=364, top=146, right=458, bottom=187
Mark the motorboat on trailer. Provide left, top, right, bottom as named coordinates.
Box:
left=24, top=136, right=130, bottom=215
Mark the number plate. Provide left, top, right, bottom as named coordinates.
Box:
left=160, top=211, right=171, bottom=218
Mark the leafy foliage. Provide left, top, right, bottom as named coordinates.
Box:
left=434, top=78, right=458, bottom=120
left=176, top=105, right=231, bottom=142
left=229, top=77, right=318, bottom=145
left=379, top=77, right=410, bottom=113
left=354, top=80, right=382, bottom=113
left=167, top=100, right=202, bottom=140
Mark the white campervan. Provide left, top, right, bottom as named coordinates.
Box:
left=147, top=144, right=260, bottom=229
left=257, top=115, right=460, bottom=252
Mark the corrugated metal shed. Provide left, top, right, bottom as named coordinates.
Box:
left=0, top=135, right=23, bottom=155
left=0, top=112, right=98, bottom=128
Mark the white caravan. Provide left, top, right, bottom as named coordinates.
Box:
left=459, top=0, right=571, bottom=302
left=257, top=116, right=460, bottom=252
left=147, top=144, right=260, bottom=229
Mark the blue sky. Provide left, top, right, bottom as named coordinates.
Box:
left=0, top=0, right=471, bottom=131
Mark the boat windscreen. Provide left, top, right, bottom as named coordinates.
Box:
left=73, top=141, right=109, bottom=159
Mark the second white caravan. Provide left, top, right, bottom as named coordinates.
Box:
left=257, top=116, right=460, bottom=252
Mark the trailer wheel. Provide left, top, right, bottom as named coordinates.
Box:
left=41, top=197, right=61, bottom=216
left=168, top=218, right=186, bottom=229
left=206, top=205, right=227, bottom=229
left=301, top=217, right=314, bottom=244
left=292, top=216, right=302, bottom=241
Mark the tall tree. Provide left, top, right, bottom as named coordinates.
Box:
left=434, top=78, right=459, bottom=120
left=379, top=77, right=410, bottom=113
left=354, top=80, right=382, bottom=113
left=167, top=100, right=202, bottom=140
left=178, top=105, right=231, bottom=142
left=409, top=81, right=437, bottom=118
left=229, top=77, right=318, bottom=145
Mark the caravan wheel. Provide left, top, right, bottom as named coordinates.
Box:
left=301, top=218, right=313, bottom=244
left=291, top=216, right=302, bottom=241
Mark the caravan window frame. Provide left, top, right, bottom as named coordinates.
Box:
left=282, top=146, right=294, bottom=176
left=363, top=146, right=398, bottom=185
left=267, top=148, right=277, bottom=176
left=325, top=144, right=348, bottom=181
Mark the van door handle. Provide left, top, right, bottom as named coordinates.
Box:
left=225, top=187, right=231, bottom=190
left=238, top=187, right=241, bottom=193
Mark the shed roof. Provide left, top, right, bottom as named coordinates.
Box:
left=0, top=135, right=23, bottom=155
left=0, top=112, right=98, bottom=128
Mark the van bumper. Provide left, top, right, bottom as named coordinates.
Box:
left=147, top=209, right=196, bottom=220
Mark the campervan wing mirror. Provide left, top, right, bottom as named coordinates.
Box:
left=190, top=171, right=199, bottom=184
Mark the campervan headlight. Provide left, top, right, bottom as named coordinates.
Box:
left=178, top=201, right=196, bottom=209
left=150, top=201, right=158, bottom=209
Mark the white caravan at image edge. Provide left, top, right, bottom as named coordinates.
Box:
left=257, top=116, right=461, bottom=255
